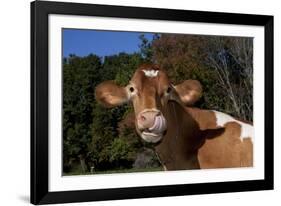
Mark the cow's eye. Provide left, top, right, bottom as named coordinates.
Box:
left=166, top=87, right=172, bottom=93
left=129, top=87, right=134, bottom=92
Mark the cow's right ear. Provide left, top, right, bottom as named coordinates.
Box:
left=95, top=81, right=129, bottom=108
left=173, top=80, right=203, bottom=106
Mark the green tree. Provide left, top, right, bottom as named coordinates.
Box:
left=138, top=34, right=159, bottom=62
left=63, top=54, right=102, bottom=173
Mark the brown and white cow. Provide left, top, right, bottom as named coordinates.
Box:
left=95, top=64, right=253, bottom=170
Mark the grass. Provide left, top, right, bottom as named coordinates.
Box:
left=63, top=167, right=164, bottom=176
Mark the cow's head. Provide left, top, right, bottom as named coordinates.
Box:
left=95, top=64, right=202, bottom=143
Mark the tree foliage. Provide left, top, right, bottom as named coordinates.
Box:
left=63, top=54, right=102, bottom=172
left=152, top=34, right=253, bottom=120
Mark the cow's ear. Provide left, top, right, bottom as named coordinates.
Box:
left=173, top=80, right=202, bottom=106
left=95, top=81, right=129, bottom=108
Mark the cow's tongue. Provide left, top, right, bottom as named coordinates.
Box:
left=149, top=115, right=167, bottom=134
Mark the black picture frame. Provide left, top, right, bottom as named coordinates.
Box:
left=31, top=0, right=274, bottom=204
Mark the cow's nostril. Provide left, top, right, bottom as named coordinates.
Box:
left=138, top=110, right=164, bottom=130
left=140, top=115, right=146, bottom=121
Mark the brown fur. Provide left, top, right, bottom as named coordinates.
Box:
left=174, top=80, right=203, bottom=105
left=95, top=81, right=129, bottom=108
left=198, top=122, right=252, bottom=169
left=155, top=104, right=253, bottom=170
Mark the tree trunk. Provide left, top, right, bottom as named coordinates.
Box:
left=79, top=155, right=87, bottom=173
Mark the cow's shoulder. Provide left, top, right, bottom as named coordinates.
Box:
left=185, top=107, right=220, bottom=131
left=185, top=108, right=253, bottom=142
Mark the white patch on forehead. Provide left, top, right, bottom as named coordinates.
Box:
left=142, top=69, right=159, bottom=77
left=213, top=110, right=254, bottom=142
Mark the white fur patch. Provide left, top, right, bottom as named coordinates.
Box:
left=141, top=132, right=163, bottom=143
left=213, top=110, right=254, bottom=142
left=142, top=69, right=159, bottom=77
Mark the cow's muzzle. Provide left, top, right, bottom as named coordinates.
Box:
left=137, top=109, right=167, bottom=143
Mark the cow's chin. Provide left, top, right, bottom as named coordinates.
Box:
left=141, top=131, right=163, bottom=143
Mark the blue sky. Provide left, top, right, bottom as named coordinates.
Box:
left=63, top=29, right=155, bottom=57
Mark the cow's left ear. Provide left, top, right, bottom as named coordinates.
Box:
left=173, top=80, right=202, bottom=106
left=95, top=81, right=129, bottom=108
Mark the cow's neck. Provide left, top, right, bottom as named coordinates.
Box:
left=155, top=102, right=205, bottom=170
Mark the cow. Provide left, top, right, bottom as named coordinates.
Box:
left=95, top=64, right=253, bottom=170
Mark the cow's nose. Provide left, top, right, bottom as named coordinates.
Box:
left=137, top=110, right=159, bottom=130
